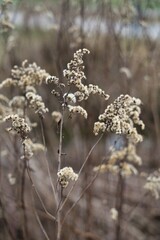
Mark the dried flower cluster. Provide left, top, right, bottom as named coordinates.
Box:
left=63, top=49, right=109, bottom=102
left=9, top=96, right=26, bottom=110
left=26, top=91, right=48, bottom=116
left=57, top=167, right=78, bottom=188
left=52, top=111, right=62, bottom=123
left=46, top=49, right=109, bottom=121
left=0, top=95, right=11, bottom=122
left=0, top=60, right=49, bottom=90
left=12, top=60, right=49, bottom=88
left=94, top=94, right=145, bottom=143
left=144, top=169, right=160, bottom=199
left=63, top=93, right=76, bottom=104
left=4, top=114, right=31, bottom=139
left=110, top=208, right=118, bottom=221
left=94, top=140, right=142, bottom=177
left=0, top=78, right=17, bottom=89
left=68, top=105, right=87, bottom=119
left=7, top=173, right=16, bottom=185
left=22, top=138, right=45, bottom=160
left=0, top=61, right=49, bottom=119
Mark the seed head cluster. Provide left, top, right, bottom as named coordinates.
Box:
left=22, top=138, right=45, bottom=160
left=9, top=96, right=26, bottom=110
left=94, top=140, right=142, bottom=177
left=10, top=60, right=49, bottom=89
left=94, top=94, right=145, bottom=143
left=26, top=91, right=48, bottom=116
left=63, top=49, right=109, bottom=102
left=4, top=114, right=31, bottom=139
left=68, top=105, right=87, bottom=119
left=57, top=167, right=78, bottom=188
left=144, top=169, right=160, bottom=199
left=52, top=111, right=62, bottom=123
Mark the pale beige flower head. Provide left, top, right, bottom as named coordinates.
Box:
left=94, top=94, right=145, bottom=143
left=68, top=105, right=87, bottom=119
left=52, top=111, right=62, bottom=123
left=63, top=93, right=76, bottom=104
left=144, top=169, right=160, bottom=199
left=110, top=208, right=118, bottom=221
left=57, top=167, right=78, bottom=188
left=4, top=114, right=31, bottom=139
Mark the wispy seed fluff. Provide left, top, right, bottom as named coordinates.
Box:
left=57, top=167, right=78, bottom=188
left=4, top=114, right=31, bottom=138
left=94, top=94, right=145, bottom=143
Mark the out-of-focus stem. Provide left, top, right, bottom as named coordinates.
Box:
left=56, top=107, right=64, bottom=240
left=40, top=117, right=58, bottom=207
left=115, top=172, right=125, bottom=240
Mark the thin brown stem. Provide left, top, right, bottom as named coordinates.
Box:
left=61, top=155, right=105, bottom=226
left=56, top=108, right=64, bottom=240
left=21, top=145, right=28, bottom=240
left=58, top=134, right=103, bottom=213
left=26, top=161, right=56, bottom=222
left=115, top=173, right=125, bottom=240
left=31, top=191, right=50, bottom=240
left=39, top=117, right=58, bottom=207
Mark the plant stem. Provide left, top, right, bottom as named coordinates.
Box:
left=26, top=161, right=56, bottom=221
left=115, top=173, right=125, bottom=240
left=21, top=144, right=28, bottom=240
left=58, top=134, right=103, bottom=213
left=61, top=154, right=105, bottom=226
left=39, top=117, right=58, bottom=207
left=56, top=107, right=64, bottom=240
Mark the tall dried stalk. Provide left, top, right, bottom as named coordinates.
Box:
left=56, top=107, right=64, bottom=240
left=115, top=171, right=125, bottom=240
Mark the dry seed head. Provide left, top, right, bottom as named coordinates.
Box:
left=110, top=208, right=118, bottom=221
left=57, top=167, right=78, bottom=188
left=22, top=139, right=33, bottom=160
left=22, top=138, right=45, bottom=160
left=52, top=111, right=62, bottom=123
left=144, top=169, right=160, bottom=199
left=94, top=94, right=145, bottom=143
left=0, top=78, right=17, bottom=89
left=11, top=60, right=49, bottom=88
left=68, top=105, right=87, bottom=119
left=63, top=48, right=90, bottom=100
left=9, top=96, right=25, bottom=109
left=63, top=93, right=76, bottom=104
left=46, top=75, right=59, bottom=85
left=4, top=114, right=31, bottom=138
left=26, top=91, right=48, bottom=116
left=7, top=173, right=16, bottom=185
left=88, top=84, right=109, bottom=100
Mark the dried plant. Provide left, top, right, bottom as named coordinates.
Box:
left=0, top=47, right=149, bottom=240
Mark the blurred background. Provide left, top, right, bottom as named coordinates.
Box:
left=0, top=0, right=160, bottom=239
